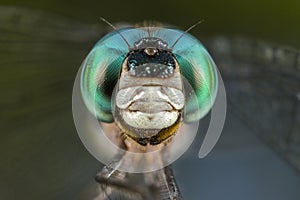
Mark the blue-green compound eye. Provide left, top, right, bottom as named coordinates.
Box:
left=81, top=27, right=218, bottom=123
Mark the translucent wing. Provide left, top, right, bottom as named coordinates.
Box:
left=206, top=37, right=300, bottom=171
left=0, top=6, right=183, bottom=200
left=0, top=6, right=106, bottom=200
left=173, top=37, right=300, bottom=200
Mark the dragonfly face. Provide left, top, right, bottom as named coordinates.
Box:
left=115, top=38, right=185, bottom=145
left=79, top=26, right=218, bottom=154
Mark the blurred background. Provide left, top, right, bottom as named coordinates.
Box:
left=0, top=0, right=300, bottom=200
left=2, top=0, right=300, bottom=46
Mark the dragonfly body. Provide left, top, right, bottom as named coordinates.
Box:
left=75, top=22, right=218, bottom=199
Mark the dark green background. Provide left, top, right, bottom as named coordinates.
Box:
left=2, top=0, right=300, bottom=46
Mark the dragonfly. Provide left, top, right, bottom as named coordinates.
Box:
left=72, top=18, right=223, bottom=200
left=1, top=5, right=300, bottom=200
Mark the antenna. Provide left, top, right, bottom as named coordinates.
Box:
left=100, top=17, right=131, bottom=48
left=170, top=20, right=204, bottom=49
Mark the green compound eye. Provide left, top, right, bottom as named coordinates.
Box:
left=172, top=39, right=218, bottom=122
left=80, top=27, right=217, bottom=123
left=80, top=31, right=128, bottom=122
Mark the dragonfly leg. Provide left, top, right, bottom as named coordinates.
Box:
left=94, top=164, right=183, bottom=200
left=94, top=164, right=155, bottom=200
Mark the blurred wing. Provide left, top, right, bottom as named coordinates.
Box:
left=204, top=36, right=300, bottom=172
left=0, top=6, right=107, bottom=200
left=0, top=6, right=182, bottom=200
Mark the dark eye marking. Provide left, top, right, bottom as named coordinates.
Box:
left=126, top=49, right=176, bottom=78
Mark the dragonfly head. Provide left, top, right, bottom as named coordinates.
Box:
left=75, top=24, right=221, bottom=171
left=80, top=26, right=218, bottom=147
